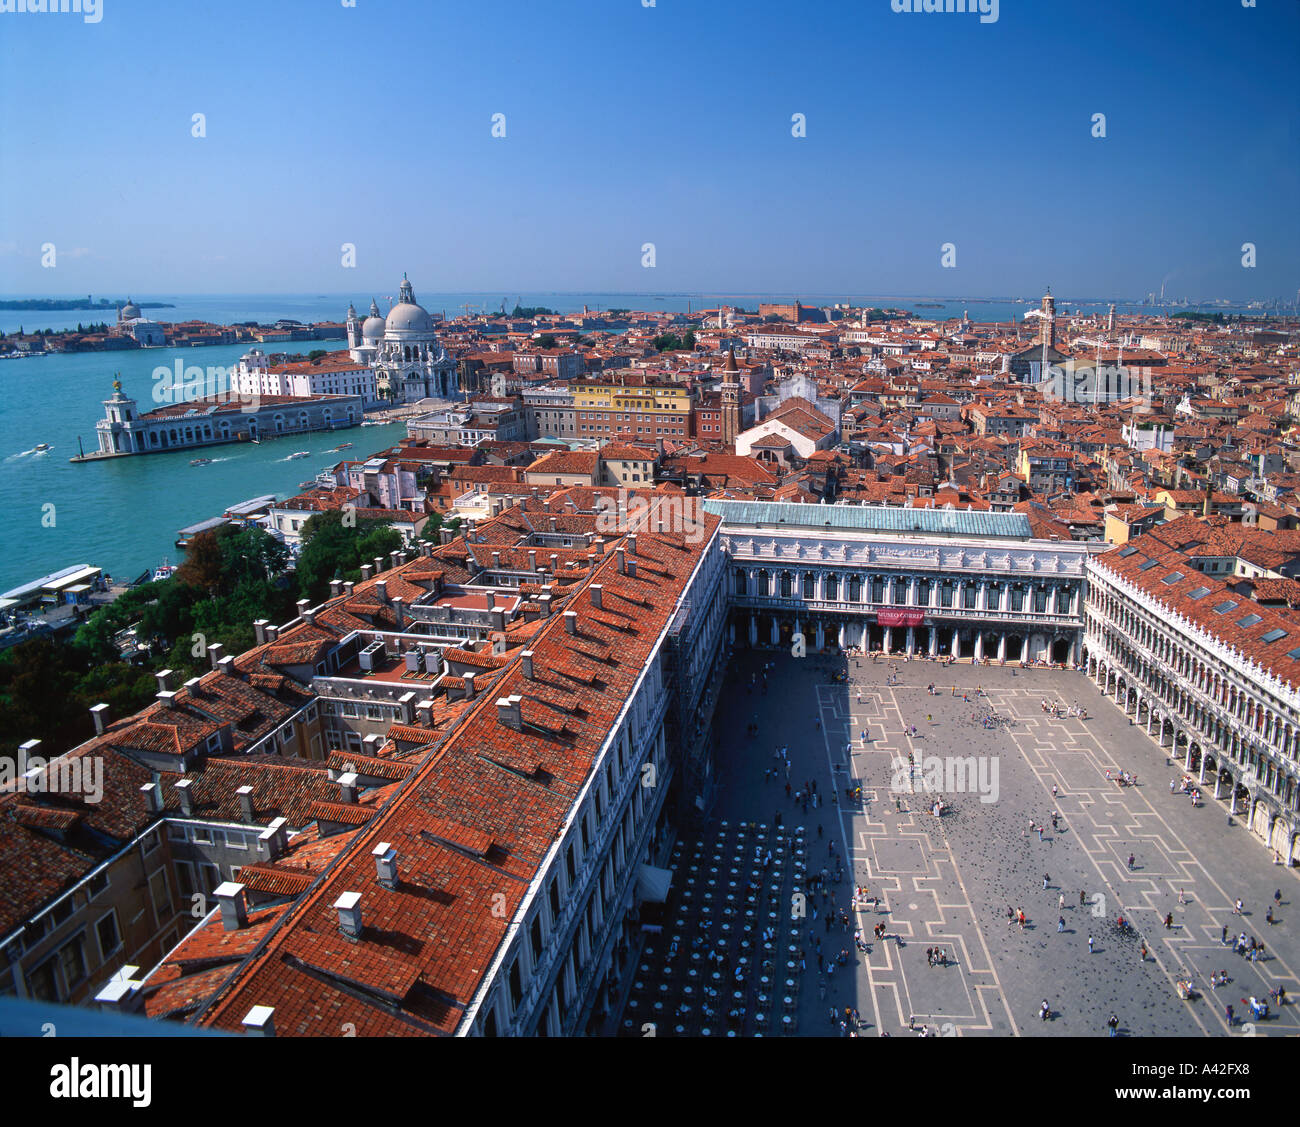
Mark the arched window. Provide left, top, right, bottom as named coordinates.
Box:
left=780, top=571, right=792, bottom=598
left=735, top=568, right=748, bottom=596
left=849, top=575, right=862, bottom=602
left=757, top=570, right=770, bottom=597
left=803, top=572, right=816, bottom=599
left=825, top=574, right=838, bottom=601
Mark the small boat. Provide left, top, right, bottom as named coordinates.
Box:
left=190, top=457, right=211, bottom=467
left=151, top=560, right=177, bottom=583
left=34, top=443, right=51, bottom=453
left=334, top=442, right=353, bottom=450
left=287, top=450, right=311, bottom=460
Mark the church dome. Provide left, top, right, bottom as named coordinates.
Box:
left=120, top=299, right=141, bottom=320
left=362, top=314, right=386, bottom=341
left=385, top=301, right=435, bottom=336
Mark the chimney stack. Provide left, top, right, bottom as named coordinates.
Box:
left=392, top=596, right=404, bottom=626
left=528, top=550, right=537, bottom=571
left=218, top=655, right=236, bottom=677
left=373, top=843, right=399, bottom=889
left=343, top=581, right=354, bottom=596
left=538, top=593, right=553, bottom=617
left=373, top=556, right=386, bottom=576
left=416, top=698, right=435, bottom=726
left=242, top=1005, right=276, bottom=1037
left=627, top=534, right=637, bottom=555
left=295, top=599, right=310, bottom=621
left=564, top=610, right=578, bottom=635
left=550, top=554, right=559, bottom=572
left=184, top=677, right=202, bottom=696
left=360, top=564, right=373, bottom=580
left=337, top=771, right=359, bottom=804
left=156, top=689, right=178, bottom=709
left=329, top=580, right=343, bottom=598
left=334, top=891, right=363, bottom=940
left=521, top=650, right=535, bottom=679
left=90, top=703, right=109, bottom=735
left=463, top=671, right=476, bottom=700
left=155, top=668, right=174, bottom=694
left=617, top=547, right=626, bottom=574
left=206, top=642, right=224, bottom=670
left=139, top=781, right=163, bottom=815
left=174, top=778, right=194, bottom=817
left=266, top=624, right=280, bottom=642
left=496, top=695, right=523, bottom=729
left=590, top=584, right=603, bottom=609
left=390, top=550, right=402, bottom=570
left=259, top=816, right=288, bottom=860
left=214, top=881, right=249, bottom=931
left=236, top=784, right=255, bottom=823
left=375, top=579, right=388, bottom=602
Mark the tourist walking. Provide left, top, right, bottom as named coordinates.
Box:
left=1088, top=935, right=1094, bottom=953
left=1057, top=916, right=1065, bottom=933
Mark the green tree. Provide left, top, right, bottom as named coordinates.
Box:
left=536, top=333, right=558, bottom=349
left=296, top=511, right=404, bottom=603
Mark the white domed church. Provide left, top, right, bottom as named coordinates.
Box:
left=345, top=273, right=458, bottom=403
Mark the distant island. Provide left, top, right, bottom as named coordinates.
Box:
left=0, top=297, right=175, bottom=312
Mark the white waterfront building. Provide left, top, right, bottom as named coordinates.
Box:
left=232, top=349, right=379, bottom=404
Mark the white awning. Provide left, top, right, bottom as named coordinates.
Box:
left=636, top=864, right=672, bottom=904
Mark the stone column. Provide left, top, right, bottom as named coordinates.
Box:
left=975, top=633, right=985, bottom=661
left=884, top=627, right=892, bottom=654
left=906, top=626, right=915, bottom=655
left=952, top=630, right=961, bottom=658
left=929, top=626, right=938, bottom=656
left=815, top=620, right=825, bottom=651
left=770, top=617, right=779, bottom=647
left=749, top=615, right=757, bottom=646
left=997, top=634, right=1007, bottom=662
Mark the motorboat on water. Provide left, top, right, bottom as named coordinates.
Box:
left=151, top=560, right=178, bottom=583
left=190, top=457, right=211, bottom=467
left=334, top=442, right=353, bottom=450
left=287, top=450, right=311, bottom=460
left=34, top=443, right=51, bottom=453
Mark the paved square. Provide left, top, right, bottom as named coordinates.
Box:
left=698, top=650, right=1300, bottom=1037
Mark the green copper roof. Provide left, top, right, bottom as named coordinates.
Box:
left=702, top=499, right=1033, bottom=539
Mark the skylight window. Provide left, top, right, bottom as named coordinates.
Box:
left=1119, top=545, right=1139, bottom=557
left=1237, top=614, right=1263, bottom=628
left=1161, top=572, right=1183, bottom=585
left=1212, top=600, right=1238, bottom=614
left=1261, top=629, right=1288, bottom=644
left=1139, top=558, right=1160, bottom=571
left=1288, top=647, right=1300, bottom=661
left=1187, top=586, right=1211, bottom=600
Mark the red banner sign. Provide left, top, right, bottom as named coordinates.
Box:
left=876, top=609, right=926, bottom=628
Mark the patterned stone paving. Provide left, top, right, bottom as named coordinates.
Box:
left=685, top=649, right=1300, bottom=1038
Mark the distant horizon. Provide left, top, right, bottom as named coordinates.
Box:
left=1, top=289, right=1288, bottom=306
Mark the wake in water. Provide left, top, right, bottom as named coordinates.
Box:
left=8, top=446, right=51, bottom=460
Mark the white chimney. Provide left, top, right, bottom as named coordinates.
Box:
left=463, top=671, right=476, bottom=700
left=236, top=784, right=255, bottom=823
left=373, top=842, right=399, bottom=889
left=156, top=689, right=177, bottom=709
left=218, top=655, right=236, bottom=676
left=214, top=881, right=249, bottom=931
left=254, top=619, right=269, bottom=644
left=564, top=610, right=578, bottom=634
left=207, top=642, right=224, bottom=670
left=242, top=1005, right=276, bottom=1037
left=139, top=781, right=163, bottom=815
left=522, top=650, right=535, bottom=679
left=174, top=777, right=194, bottom=817
left=155, top=668, right=174, bottom=693
left=334, top=891, right=363, bottom=939
left=90, top=703, right=109, bottom=735
left=360, top=564, right=373, bottom=580
left=497, top=695, right=523, bottom=729
left=337, top=771, right=359, bottom=804
left=375, top=579, right=388, bottom=602
left=590, top=584, right=603, bottom=609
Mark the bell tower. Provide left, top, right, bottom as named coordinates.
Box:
left=721, top=347, right=741, bottom=447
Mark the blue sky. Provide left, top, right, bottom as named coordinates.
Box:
left=1, top=0, right=1296, bottom=300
